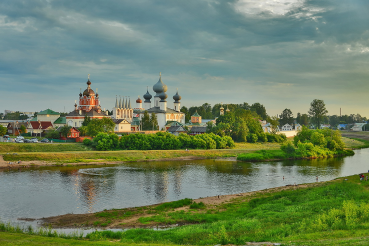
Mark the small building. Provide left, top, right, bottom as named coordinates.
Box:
left=295, top=123, right=302, bottom=131
left=191, top=111, right=202, bottom=125
left=7, top=121, right=28, bottom=136
left=27, top=121, right=54, bottom=136
left=60, top=127, right=80, bottom=139
left=281, top=124, right=293, bottom=131
left=337, top=124, right=347, bottom=130
left=352, top=123, right=366, bottom=131
left=113, top=119, right=131, bottom=133
left=189, top=126, right=207, bottom=135
left=167, top=125, right=187, bottom=136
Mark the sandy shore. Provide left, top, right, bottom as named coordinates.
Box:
left=0, top=154, right=237, bottom=170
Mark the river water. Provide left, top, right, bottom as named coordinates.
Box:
left=1, top=149, right=368, bottom=228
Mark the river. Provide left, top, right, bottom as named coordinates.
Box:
left=0, top=149, right=368, bottom=228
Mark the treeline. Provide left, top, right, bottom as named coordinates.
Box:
left=83, top=132, right=235, bottom=151
left=206, top=108, right=285, bottom=143
left=180, top=102, right=268, bottom=122
left=238, top=127, right=353, bottom=162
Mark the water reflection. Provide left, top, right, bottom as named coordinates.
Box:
left=1, top=149, right=369, bottom=226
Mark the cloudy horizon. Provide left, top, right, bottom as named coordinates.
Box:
left=1, top=0, right=368, bottom=118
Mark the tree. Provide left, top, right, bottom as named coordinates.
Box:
left=267, top=116, right=279, bottom=134
left=60, top=125, right=72, bottom=138
left=141, top=111, right=151, bottom=130
left=0, top=125, right=7, bottom=136
left=279, top=108, right=294, bottom=126
left=19, top=125, right=27, bottom=134
left=308, top=99, right=328, bottom=129
left=87, top=118, right=115, bottom=137
left=150, top=113, right=159, bottom=130
left=46, top=128, right=60, bottom=139
left=180, top=106, right=191, bottom=123
left=79, top=126, right=88, bottom=136
left=82, top=114, right=91, bottom=126
left=250, top=103, right=267, bottom=120
left=300, top=114, right=309, bottom=126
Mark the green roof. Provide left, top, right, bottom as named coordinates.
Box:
left=30, top=117, right=37, bottom=122
left=192, top=111, right=201, bottom=117
left=53, top=117, right=66, bottom=124
left=38, top=109, right=60, bottom=115
left=166, top=121, right=184, bottom=127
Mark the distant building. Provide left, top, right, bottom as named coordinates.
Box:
left=281, top=124, right=293, bottom=131
left=352, top=123, right=366, bottom=131
left=66, top=76, right=109, bottom=127
left=135, top=73, right=185, bottom=130
left=60, top=127, right=80, bottom=139
left=113, top=119, right=131, bottom=133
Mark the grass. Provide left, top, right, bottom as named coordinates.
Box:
left=80, top=174, right=369, bottom=245
left=1, top=142, right=281, bottom=163
left=0, top=142, right=92, bottom=153
left=345, top=138, right=369, bottom=149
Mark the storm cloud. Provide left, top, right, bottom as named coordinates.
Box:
left=1, top=0, right=368, bottom=116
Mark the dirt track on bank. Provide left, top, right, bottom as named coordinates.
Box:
left=40, top=182, right=316, bottom=230
left=341, top=132, right=369, bottom=141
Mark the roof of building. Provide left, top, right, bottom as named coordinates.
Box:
left=167, top=126, right=186, bottom=133
left=53, top=117, right=66, bottom=124
left=131, top=117, right=140, bottom=126
left=192, top=111, right=201, bottom=117
left=190, top=126, right=207, bottom=133
left=7, top=122, right=28, bottom=128
left=153, top=74, right=167, bottom=94
left=66, top=109, right=107, bottom=117
left=146, top=107, right=184, bottom=114
left=112, top=119, right=130, bottom=124
left=28, top=121, right=53, bottom=130
left=38, top=109, right=60, bottom=115
left=166, top=121, right=185, bottom=127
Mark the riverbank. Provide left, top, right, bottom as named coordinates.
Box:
left=5, top=173, right=369, bottom=246
left=0, top=142, right=279, bottom=169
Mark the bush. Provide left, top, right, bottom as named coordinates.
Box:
left=280, top=141, right=296, bottom=158
left=83, top=138, right=92, bottom=146
left=247, top=133, right=258, bottom=143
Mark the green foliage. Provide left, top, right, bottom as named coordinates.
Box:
left=78, top=126, right=88, bottom=136
left=81, top=114, right=91, bottom=126
left=93, top=133, right=119, bottom=151
left=0, top=125, right=7, bottom=136
left=247, top=133, right=258, bottom=143
left=309, top=99, right=328, bottom=129
left=237, top=150, right=286, bottom=161
left=155, top=198, right=193, bottom=211
left=280, top=141, right=296, bottom=157
left=59, top=125, right=72, bottom=138
left=45, top=128, right=60, bottom=139
left=87, top=118, right=115, bottom=137
left=82, top=138, right=92, bottom=146
left=190, top=202, right=206, bottom=209
left=19, top=124, right=27, bottom=134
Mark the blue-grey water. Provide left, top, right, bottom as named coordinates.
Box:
left=0, top=149, right=368, bottom=229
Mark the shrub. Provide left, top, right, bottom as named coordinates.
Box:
left=83, top=138, right=92, bottom=146
left=247, top=133, right=258, bottom=143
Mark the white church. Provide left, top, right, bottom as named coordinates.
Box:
left=112, top=73, right=185, bottom=130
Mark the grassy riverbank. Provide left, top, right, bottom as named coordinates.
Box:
left=1, top=142, right=280, bottom=163
left=3, top=174, right=369, bottom=245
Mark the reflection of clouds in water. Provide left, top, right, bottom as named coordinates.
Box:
left=2, top=151, right=367, bottom=226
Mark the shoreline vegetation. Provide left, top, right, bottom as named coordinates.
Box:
left=3, top=174, right=369, bottom=245
left=0, top=132, right=367, bottom=170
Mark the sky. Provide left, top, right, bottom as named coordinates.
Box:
left=1, top=0, right=369, bottom=117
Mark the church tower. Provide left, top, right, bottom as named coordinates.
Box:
left=173, top=89, right=181, bottom=112
left=220, top=103, right=224, bottom=116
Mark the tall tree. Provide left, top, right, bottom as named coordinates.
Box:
left=141, top=111, right=151, bottom=130
left=279, top=108, right=294, bottom=126
left=180, top=106, right=191, bottom=123
left=0, top=125, right=7, bottom=136
left=300, top=114, right=309, bottom=126
left=82, top=114, right=91, bottom=126
left=150, top=113, right=159, bottom=130
left=250, top=103, right=267, bottom=120
left=308, top=99, right=328, bottom=129
left=60, top=125, right=72, bottom=138
left=267, top=116, right=279, bottom=134
left=87, top=118, right=115, bottom=137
